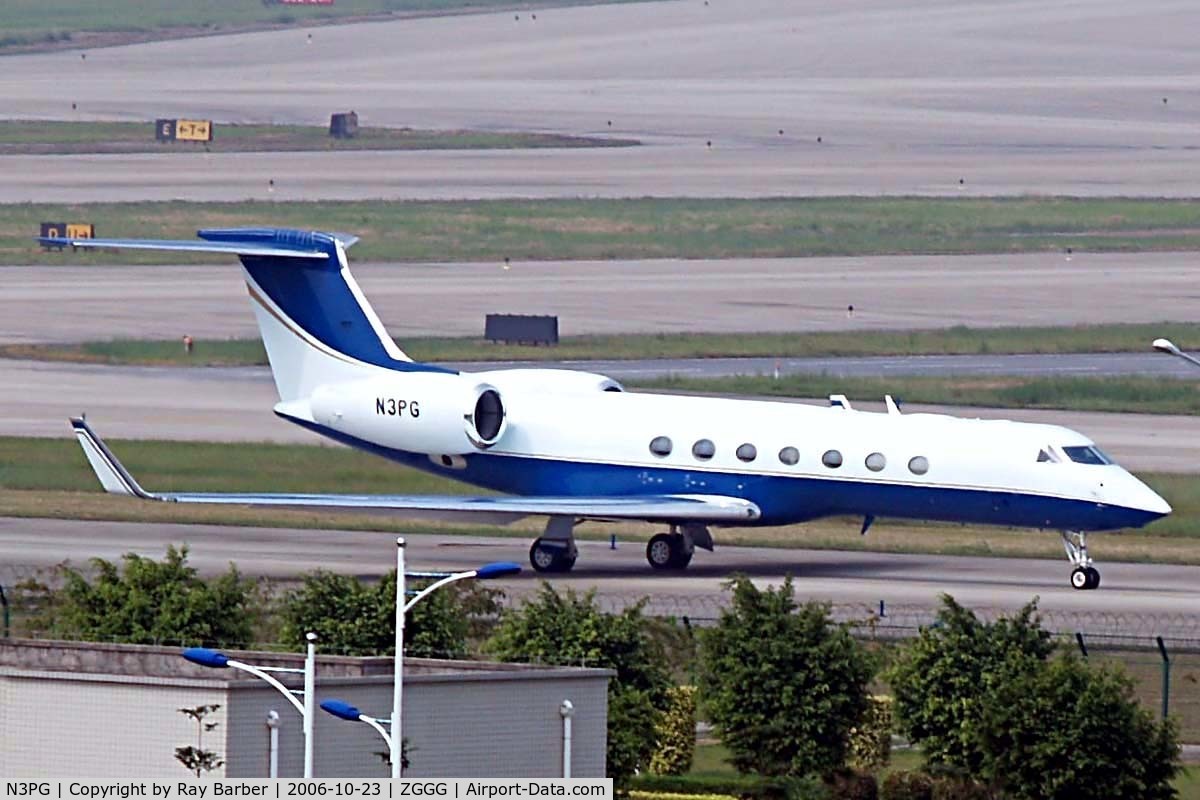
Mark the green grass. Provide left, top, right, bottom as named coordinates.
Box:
left=7, top=197, right=1200, bottom=266
left=0, top=0, right=646, bottom=52
left=639, top=373, right=1200, bottom=416
left=4, top=322, right=1197, bottom=367
left=0, top=121, right=636, bottom=156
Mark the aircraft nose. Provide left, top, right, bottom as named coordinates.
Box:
left=1118, top=473, right=1171, bottom=520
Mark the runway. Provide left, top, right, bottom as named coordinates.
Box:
left=3, top=252, right=1198, bottom=343
left=1, top=517, right=1196, bottom=639
left=2, top=358, right=1197, bottom=472
left=2, top=0, right=1199, bottom=200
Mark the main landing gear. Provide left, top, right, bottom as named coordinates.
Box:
left=645, top=524, right=712, bottom=570
left=530, top=516, right=578, bottom=573
left=1061, top=530, right=1101, bottom=590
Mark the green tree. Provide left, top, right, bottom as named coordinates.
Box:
left=175, top=703, right=224, bottom=778
left=978, top=655, right=1180, bottom=800
left=279, top=569, right=500, bottom=657
left=486, top=583, right=672, bottom=791
left=698, top=576, right=873, bottom=778
left=887, top=595, right=1053, bottom=774
left=26, top=545, right=256, bottom=647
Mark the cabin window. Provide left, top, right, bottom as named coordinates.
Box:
left=649, top=436, right=673, bottom=457
left=736, top=443, right=757, bottom=462
left=865, top=452, right=886, bottom=472
left=1063, top=445, right=1112, bottom=465
left=822, top=449, right=843, bottom=469
left=692, top=439, right=716, bottom=460
left=778, top=446, right=800, bottom=466
left=908, top=456, right=930, bottom=475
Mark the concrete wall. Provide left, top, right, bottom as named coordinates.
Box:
left=0, top=671, right=229, bottom=780
left=0, top=640, right=610, bottom=780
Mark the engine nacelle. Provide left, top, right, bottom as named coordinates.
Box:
left=309, top=372, right=507, bottom=455
left=473, top=368, right=623, bottom=394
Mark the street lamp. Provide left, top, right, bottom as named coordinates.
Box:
left=182, top=631, right=318, bottom=777
left=322, top=541, right=521, bottom=778
left=1153, top=337, right=1200, bottom=370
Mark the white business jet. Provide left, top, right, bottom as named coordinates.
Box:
left=47, top=228, right=1170, bottom=589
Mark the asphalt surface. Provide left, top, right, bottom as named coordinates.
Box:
left=1, top=519, right=1196, bottom=639
left=3, top=357, right=1198, bottom=473
left=3, top=252, right=1199, bottom=343
left=2, top=0, right=1199, bottom=200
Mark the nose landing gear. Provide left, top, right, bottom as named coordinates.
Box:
left=1062, top=531, right=1100, bottom=590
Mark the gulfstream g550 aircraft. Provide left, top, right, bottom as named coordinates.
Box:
left=47, top=228, right=1170, bottom=589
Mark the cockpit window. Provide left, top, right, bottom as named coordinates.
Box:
left=1037, top=448, right=1059, bottom=463
left=1063, top=445, right=1112, bottom=466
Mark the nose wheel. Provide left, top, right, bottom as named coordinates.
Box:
left=1061, top=531, right=1100, bottom=590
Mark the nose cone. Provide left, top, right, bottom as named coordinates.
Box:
left=1112, top=473, right=1171, bottom=527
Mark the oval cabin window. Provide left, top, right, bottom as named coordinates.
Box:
left=908, top=456, right=930, bottom=475
left=736, top=443, right=757, bottom=462
left=865, top=452, right=886, bottom=472
left=822, top=449, right=843, bottom=469
left=692, top=439, right=716, bottom=460
left=778, top=446, right=800, bottom=466
left=649, top=436, right=673, bottom=457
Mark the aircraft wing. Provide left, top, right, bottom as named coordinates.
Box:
left=71, top=418, right=761, bottom=525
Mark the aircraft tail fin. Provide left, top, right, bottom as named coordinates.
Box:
left=39, top=228, right=453, bottom=401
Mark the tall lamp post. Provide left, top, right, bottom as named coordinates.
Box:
left=183, top=631, right=318, bottom=777
left=1153, top=337, right=1200, bottom=370
left=322, top=540, right=521, bottom=778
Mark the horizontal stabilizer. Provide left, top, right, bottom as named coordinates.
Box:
left=70, top=418, right=761, bottom=525
left=38, top=237, right=328, bottom=259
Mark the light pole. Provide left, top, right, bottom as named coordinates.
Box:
left=1153, top=337, right=1200, bottom=370
left=322, top=540, right=521, bottom=777
left=182, top=631, right=318, bottom=778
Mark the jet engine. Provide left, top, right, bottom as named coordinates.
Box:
left=309, top=372, right=507, bottom=455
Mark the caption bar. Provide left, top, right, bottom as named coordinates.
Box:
left=2, top=780, right=613, bottom=800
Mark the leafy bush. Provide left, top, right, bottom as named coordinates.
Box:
left=928, top=778, right=989, bottom=800
left=887, top=596, right=1052, bottom=774
left=699, top=576, right=873, bottom=778
left=18, top=545, right=257, bottom=647
left=279, top=569, right=499, bottom=657
left=825, top=770, right=877, bottom=800
left=487, top=583, right=672, bottom=793
left=632, top=774, right=827, bottom=800
left=847, top=696, right=892, bottom=771
left=977, top=655, right=1179, bottom=800
left=879, top=772, right=933, bottom=800
left=650, top=685, right=697, bottom=775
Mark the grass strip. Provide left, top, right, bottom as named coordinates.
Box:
left=635, top=373, right=1200, bottom=416
left=6, top=197, right=1200, bottom=266
left=4, top=322, right=1197, bottom=367
left=0, top=0, right=646, bottom=53
left=1, top=435, right=1198, bottom=554
left=0, top=120, right=637, bottom=156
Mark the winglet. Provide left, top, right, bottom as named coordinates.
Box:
left=69, top=417, right=154, bottom=499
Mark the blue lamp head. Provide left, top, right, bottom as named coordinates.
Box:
left=475, top=561, right=522, bottom=580
left=182, top=647, right=230, bottom=669
left=320, top=699, right=363, bottom=721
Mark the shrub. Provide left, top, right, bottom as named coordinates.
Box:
left=825, top=769, right=877, bottom=800
left=847, top=696, right=892, bottom=771
left=879, top=772, right=933, bottom=800
left=887, top=596, right=1052, bottom=774
left=650, top=686, right=697, bottom=775
left=699, top=577, right=873, bottom=777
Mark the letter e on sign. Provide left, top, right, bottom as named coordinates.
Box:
left=66, top=223, right=94, bottom=239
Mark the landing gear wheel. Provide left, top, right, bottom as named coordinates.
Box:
left=529, top=538, right=577, bottom=573
left=1070, top=567, right=1090, bottom=590
left=646, top=533, right=694, bottom=570
left=1085, top=566, right=1101, bottom=590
